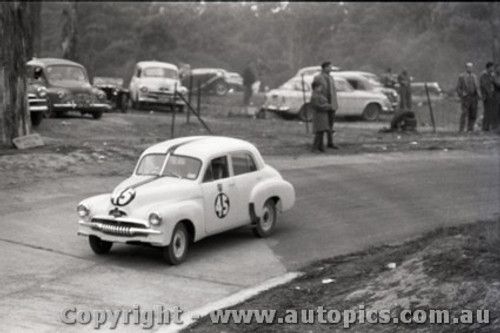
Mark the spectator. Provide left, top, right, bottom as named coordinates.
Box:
left=312, top=61, right=339, bottom=149
left=310, top=81, right=333, bottom=153
left=398, top=69, right=412, bottom=111
left=492, top=64, right=500, bottom=132
left=382, top=68, right=396, bottom=88
left=479, top=61, right=496, bottom=131
left=456, top=62, right=482, bottom=132
left=242, top=60, right=256, bottom=106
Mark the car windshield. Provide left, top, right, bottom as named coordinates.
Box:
left=142, top=67, right=178, bottom=79
left=136, top=153, right=201, bottom=179
left=45, top=65, right=88, bottom=84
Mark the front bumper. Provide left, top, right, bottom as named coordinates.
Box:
left=28, top=94, right=49, bottom=112
left=53, top=102, right=112, bottom=112
left=139, top=92, right=186, bottom=106
left=78, top=216, right=166, bottom=246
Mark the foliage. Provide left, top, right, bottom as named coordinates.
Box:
left=39, top=2, right=497, bottom=90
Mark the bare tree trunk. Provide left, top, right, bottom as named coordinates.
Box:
left=490, top=3, right=500, bottom=63
left=61, top=1, right=78, bottom=61
left=0, top=2, right=33, bottom=147
left=30, top=1, right=42, bottom=58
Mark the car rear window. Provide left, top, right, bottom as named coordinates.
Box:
left=232, top=152, right=257, bottom=176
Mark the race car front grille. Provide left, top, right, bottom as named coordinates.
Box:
left=100, top=223, right=133, bottom=236
left=91, top=218, right=146, bottom=229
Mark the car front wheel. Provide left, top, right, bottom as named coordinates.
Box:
left=88, top=235, right=113, bottom=254
left=253, top=199, right=277, bottom=238
left=362, top=104, right=381, bottom=121
left=163, top=223, right=189, bottom=265
left=31, top=112, right=44, bottom=126
left=92, top=111, right=103, bottom=119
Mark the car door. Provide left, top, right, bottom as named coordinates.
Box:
left=229, top=151, right=261, bottom=224
left=201, top=156, right=240, bottom=235
left=334, top=78, right=354, bottom=116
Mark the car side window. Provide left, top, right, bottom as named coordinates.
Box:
left=348, top=79, right=359, bottom=90
left=203, top=156, right=229, bottom=182
left=232, top=152, right=257, bottom=176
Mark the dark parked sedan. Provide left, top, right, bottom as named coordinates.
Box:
left=26, top=58, right=111, bottom=119
left=181, top=68, right=243, bottom=96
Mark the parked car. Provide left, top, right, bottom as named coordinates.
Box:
left=25, top=67, right=49, bottom=126
left=181, top=68, right=243, bottom=96
left=336, top=71, right=398, bottom=111
left=26, top=58, right=111, bottom=119
left=262, top=75, right=392, bottom=121
left=129, top=61, right=187, bottom=112
left=92, top=77, right=129, bottom=113
left=411, top=82, right=444, bottom=105
left=77, top=136, right=295, bottom=265
left=294, top=65, right=340, bottom=77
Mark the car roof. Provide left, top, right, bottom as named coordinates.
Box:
left=191, top=68, right=227, bottom=74
left=142, top=136, right=264, bottom=163
left=27, top=57, right=84, bottom=68
left=136, top=61, right=178, bottom=70
left=296, top=65, right=340, bottom=76
left=335, top=71, right=373, bottom=80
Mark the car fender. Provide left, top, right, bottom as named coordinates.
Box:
left=152, top=199, right=206, bottom=244
left=249, top=177, right=295, bottom=221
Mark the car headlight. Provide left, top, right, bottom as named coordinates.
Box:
left=140, top=86, right=148, bottom=93
left=57, top=90, right=65, bottom=99
left=37, top=87, right=47, bottom=98
left=97, top=90, right=106, bottom=100
left=77, top=204, right=90, bottom=219
left=148, top=212, right=162, bottom=226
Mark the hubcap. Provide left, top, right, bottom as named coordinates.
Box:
left=172, top=230, right=186, bottom=258
left=261, top=206, right=274, bottom=231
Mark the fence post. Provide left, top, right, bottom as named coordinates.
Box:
left=301, top=74, right=309, bottom=134
left=197, top=81, right=201, bottom=117
left=424, top=82, right=436, bottom=133
left=187, top=74, right=193, bottom=124
left=171, top=83, right=177, bottom=138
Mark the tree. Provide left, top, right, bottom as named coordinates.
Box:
left=0, top=2, right=34, bottom=147
left=61, top=1, right=78, bottom=61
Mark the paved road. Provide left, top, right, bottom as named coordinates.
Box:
left=0, top=150, right=498, bottom=332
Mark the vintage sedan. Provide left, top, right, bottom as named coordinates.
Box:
left=92, top=77, right=129, bottom=113
left=77, top=136, right=295, bottom=265
left=26, top=58, right=111, bottom=119
left=336, top=71, right=399, bottom=110
left=262, top=75, right=392, bottom=121
left=181, top=68, right=243, bottom=96
left=129, top=61, right=187, bottom=112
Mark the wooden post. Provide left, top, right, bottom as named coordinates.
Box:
left=197, top=80, right=201, bottom=117
left=187, top=74, right=193, bottom=124
left=424, top=82, right=436, bottom=133
left=301, top=74, right=309, bottom=133
left=171, top=83, right=177, bottom=138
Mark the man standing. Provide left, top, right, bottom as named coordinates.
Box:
left=312, top=61, right=338, bottom=149
left=479, top=62, right=496, bottom=131
left=382, top=68, right=396, bottom=89
left=493, top=64, right=500, bottom=132
left=398, top=69, right=412, bottom=111
left=456, top=62, right=482, bottom=132
left=242, top=60, right=256, bottom=106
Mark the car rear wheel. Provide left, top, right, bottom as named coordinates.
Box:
left=298, top=103, right=313, bottom=122
left=163, top=223, right=189, bottom=265
left=362, top=104, right=381, bottom=121
left=253, top=199, right=277, bottom=238
left=214, top=81, right=229, bottom=96
left=92, top=111, right=103, bottom=120
left=31, top=112, right=44, bottom=126
left=89, top=235, right=113, bottom=254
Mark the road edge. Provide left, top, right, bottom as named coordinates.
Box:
left=159, top=271, right=303, bottom=333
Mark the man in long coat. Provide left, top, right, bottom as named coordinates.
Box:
left=480, top=62, right=496, bottom=131
left=398, top=69, right=412, bottom=111
left=312, top=61, right=338, bottom=149
left=456, top=62, right=482, bottom=132
left=310, top=81, right=332, bottom=152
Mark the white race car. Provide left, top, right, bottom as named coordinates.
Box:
left=77, top=136, right=295, bottom=265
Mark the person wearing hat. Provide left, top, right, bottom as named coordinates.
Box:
left=456, top=62, right=482, bottom=132
left=480, top=61, right=496, bottom=131
left=312, top=61, right=338, bottom=149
